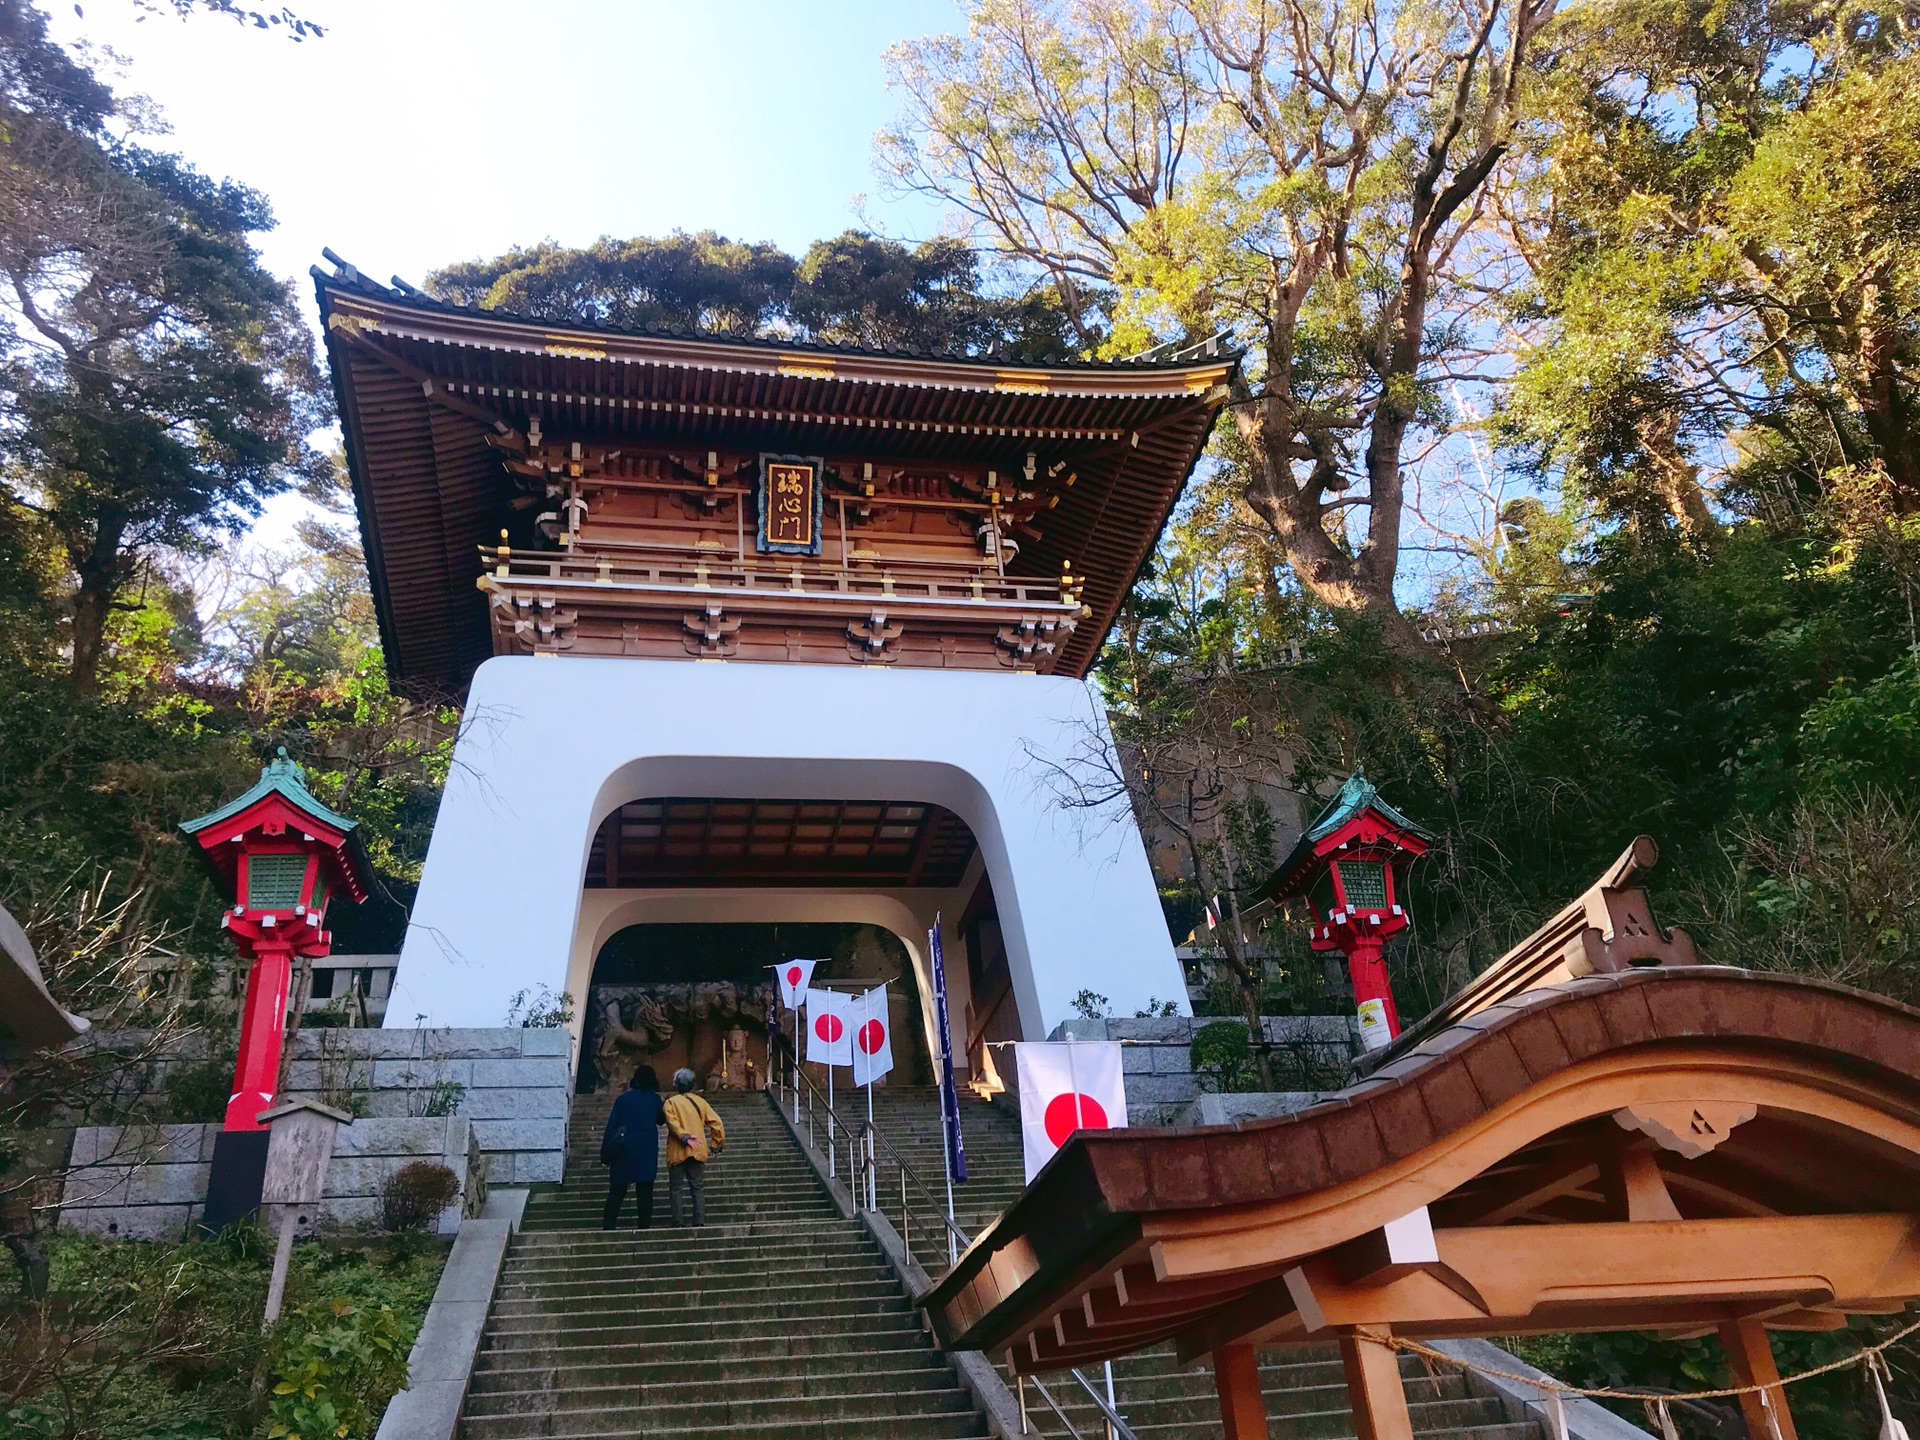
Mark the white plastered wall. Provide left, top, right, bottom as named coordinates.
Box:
left=389, top=656, right=1187, bottom=1065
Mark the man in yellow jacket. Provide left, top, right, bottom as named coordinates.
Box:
left=662, top=1067, right=725, bottom=1227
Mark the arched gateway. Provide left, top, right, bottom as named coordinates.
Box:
left=315, top=257, right=1235, bottom=1074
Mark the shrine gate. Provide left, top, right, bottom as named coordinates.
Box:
left=315, top=256, right=1233, bottom=1078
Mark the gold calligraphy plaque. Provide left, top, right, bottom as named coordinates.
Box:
left=758, top=455, right=823, bottom=554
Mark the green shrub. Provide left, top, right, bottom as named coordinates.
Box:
left=1190, top=1020, right=1258, bottom=1093
left=266, top=1296, right=416, bottom=1440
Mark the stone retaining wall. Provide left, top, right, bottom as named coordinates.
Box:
left=59, top=1115, right=486, bottom=1241
left=282, top=1026, right=571, bottom=1185
left=1047, top=1014, right=1358, bottom=1124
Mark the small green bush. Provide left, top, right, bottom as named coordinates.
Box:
left=1190, top=1020, right=1258, bottom=1093
left=266, top=1296, right=415, bottom=1440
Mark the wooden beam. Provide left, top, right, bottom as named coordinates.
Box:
left=1213, top=1345, right=1269, bottom=1440
left=1234, top=1214, right=1920, bottom=1341
left=1720, top=1318, right=1798, bottom=1440
left=1340, top=1328, right=1415, bottom=1440
left=1612, top=1148, right=1683, bottom=1222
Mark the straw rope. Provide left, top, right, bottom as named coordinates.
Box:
left=1371, top=1317, right=1920, bottom=1402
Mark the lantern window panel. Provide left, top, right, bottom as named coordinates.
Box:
left=1336, top=860, right=1388, bottom=910
left=247, top=853, right=309, bottom=909
left=310, top=872, right=328, bottom=917
left=1307, top=868, right=1338, bottom=920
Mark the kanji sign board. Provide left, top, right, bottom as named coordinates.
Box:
left=758, top=453, right=824, bottom=555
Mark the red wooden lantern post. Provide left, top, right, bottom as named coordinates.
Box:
left=180, top=749, right=372, bottom=1130
left=1258, top=770, right=1433, bottom=1052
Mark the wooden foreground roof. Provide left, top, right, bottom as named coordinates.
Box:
left=314, top=259, right=1235, bottom=692
left=928, top=967, right=1920, bottom=1370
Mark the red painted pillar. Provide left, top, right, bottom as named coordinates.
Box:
left=1346, top=939, right=1401, bottom=1050
left=226, top=947, right=293, bottom=1130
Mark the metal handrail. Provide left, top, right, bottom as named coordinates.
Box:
left=863, top=1104, right=973, bottom=1258
left=777, top=1042, right=971, bottom=1269
left=1070, top=1366, right=1141, bottom=1440
left=778, top=1043, right=1140, bottom=1440
left=778, top=1045, right=870, bottom=1196
left=1024, top=1374, right=1088, bottom=1440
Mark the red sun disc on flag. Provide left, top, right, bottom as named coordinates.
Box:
left=814, top=1014, right=843, bottom=1043
left=1043, top=1092, right=1109, bottom=1147
left=785, top=965, right=802, bottom=989
left=856, top=1019, right=886, bottom=1054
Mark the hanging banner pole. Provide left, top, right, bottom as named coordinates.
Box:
left=928, top=915, right=965, bottom=1260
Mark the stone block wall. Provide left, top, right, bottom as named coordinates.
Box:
left=59, top=1123, right=219, bottom=1240
left=60, top=1115, right=487, bottom=1241
left=1046, top=1015, right=1358, bottom=1125
left=281, top=1026, right=571, bottom=1184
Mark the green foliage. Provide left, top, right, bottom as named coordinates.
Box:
left=503, top=985, right=574, bottom=1029
left=1069, top=990, right=1112, bottom=1021
left=427, top=228, right=1080, bottom=357
left=1189, top=1021, right=1258, bottom=1094
left=1508, top=1323, right=1908, bottom=1440
left=264, top=1298, right=413, bottom=1440
left=0, top=1229, right=441, bottom=1440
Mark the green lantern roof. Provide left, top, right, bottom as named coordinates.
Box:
left=179, top=748, right=361, bottom=840
left=1301, top=767, right=1435, bottom=847
left=1260, top=767, right=1435, bottom=902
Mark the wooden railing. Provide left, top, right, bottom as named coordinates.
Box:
left=479, top=543, right=1084, bottom=613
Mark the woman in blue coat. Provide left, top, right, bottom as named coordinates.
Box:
left=601, top=1065, right=667, bottom=1229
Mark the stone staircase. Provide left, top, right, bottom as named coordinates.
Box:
left=860, top=1085, right=1028, bottom=1249
left=459, top=1089, right=994, bottom=1439
left=457, top=1083, right=1542, bottom=1440
left=1016, top=1346, right=1541, bottom=1440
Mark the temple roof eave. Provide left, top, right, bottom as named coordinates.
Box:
left=927, top=966, right=1920, bottom=1362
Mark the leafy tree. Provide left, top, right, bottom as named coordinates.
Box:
left=0, top=0, right=326, bottom=690
left=881, top=0, right=1559, bottom=655
left=1500, top=0, right=1920, bottom=526
left=427, top=227, right=1083, bottom=357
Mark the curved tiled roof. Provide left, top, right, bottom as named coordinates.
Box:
left=314, top=257, right=1238, bottom=690
left=928, top=966, right=1920, bottom=1360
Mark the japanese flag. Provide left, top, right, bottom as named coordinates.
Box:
left=776, top=959, right=818, bottom=1010
left=1015, top=1042, right=1128, bottom=1182
left=805, top=988, right=852, bottom=1066
left=850, top=984, right=894, bottom=1086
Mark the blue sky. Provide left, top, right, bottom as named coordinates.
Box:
left=48, top=0, right=968, bottom=545
left=51, top=0, right=963, bottom=308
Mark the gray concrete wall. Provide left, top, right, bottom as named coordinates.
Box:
left=60, top=1115, right=487, bottom=1240
left=1046, top=1015, right=1357, bottom=1124
left=282, top=1026, right=571, bottom=1185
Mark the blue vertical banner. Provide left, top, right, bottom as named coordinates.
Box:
left=929, top=921, right=969, bottom=1183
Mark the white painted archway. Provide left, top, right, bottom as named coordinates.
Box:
left=390, top=657, right=1186, bottom=1070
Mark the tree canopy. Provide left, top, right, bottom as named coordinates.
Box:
left=427, top=228, right=1086, bottom=358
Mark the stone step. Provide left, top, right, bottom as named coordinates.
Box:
left=462, top=1417, right=990, bottom=1440
left=458, top=1383, right=981, bottom=1440
left=467, top=1343, right=949, bottom=1395
left=475, top=1323, right=944, bottom=1373
left=463, top=1358, right=963, bottom=1417
left=487, top=1282, right=910, bottom=1318
left=500, top=1244, right=883, bottom=1282
left=484, top=1288, right=917, bottom=1328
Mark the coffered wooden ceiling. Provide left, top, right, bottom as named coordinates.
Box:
left=583, top=797, right=978, bottom=889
